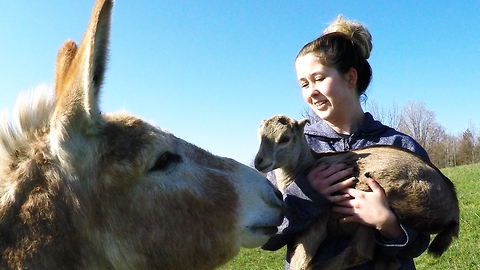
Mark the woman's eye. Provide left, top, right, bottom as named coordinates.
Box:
left=150, top=152, right=182, bottom=172
left=315, top=76, right=325, bottom=82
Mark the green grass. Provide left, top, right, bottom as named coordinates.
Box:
left=220, top=163, right=480, bottom=269
left=414, top=164, right=480, bottom=269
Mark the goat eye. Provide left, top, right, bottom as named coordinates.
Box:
left=150, top=152, right=182, bottom=172
left=278, top=136, right=290, bottom=144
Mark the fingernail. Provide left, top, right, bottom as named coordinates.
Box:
left=352, top=178, right=359, bottom=184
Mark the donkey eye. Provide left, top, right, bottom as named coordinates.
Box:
left=150, top=152, right=182, bottom=172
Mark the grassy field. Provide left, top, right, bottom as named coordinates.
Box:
left=220, top=163, right=480, bottom=269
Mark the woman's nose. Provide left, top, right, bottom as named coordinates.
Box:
left=307, top=84, right=319, bottom=97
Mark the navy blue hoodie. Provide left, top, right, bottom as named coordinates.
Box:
left=262, top=112, right=430, bottom=270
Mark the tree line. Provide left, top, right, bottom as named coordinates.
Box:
left=368, top=100, right=479, bottom=168
left=303, top=100, right=476, bottom=169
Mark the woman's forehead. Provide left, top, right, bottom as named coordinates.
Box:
left=295, top=55, right=334, bottom=77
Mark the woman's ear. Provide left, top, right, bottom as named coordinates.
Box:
left=347, top=68, right=358, bottom=89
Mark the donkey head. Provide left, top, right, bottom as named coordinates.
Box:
left=0, top=1, right=283, bottom=269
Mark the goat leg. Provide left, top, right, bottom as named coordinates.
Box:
left=308, top=225, right=375, bottom=270
left=290, top=214, right=329, bottom=270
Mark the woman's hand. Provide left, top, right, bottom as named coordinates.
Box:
left=307, top=163, right=358, bottom=202
left=331, top=177, right=403, bottom=240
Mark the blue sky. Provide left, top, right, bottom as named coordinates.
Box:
left=1, top=0, right=479, bottom=165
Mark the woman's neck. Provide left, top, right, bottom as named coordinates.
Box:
left=325, top=108, right=365, bottom=135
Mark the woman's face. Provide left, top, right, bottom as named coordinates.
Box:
left=295, top=53, right=357, bottom=124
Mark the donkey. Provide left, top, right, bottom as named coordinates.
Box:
left=0, top=1, right=284, bottom=269
left=254, top=115, right=459, bottom=270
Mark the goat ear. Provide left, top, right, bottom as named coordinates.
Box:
left=297, top=118, right=310, bottom=130
left=51, top=0, right=113, bottom=137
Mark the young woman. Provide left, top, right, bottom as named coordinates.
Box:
left=262, top=16, right=430, bottom=269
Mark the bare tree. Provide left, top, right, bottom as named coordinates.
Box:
left=366, top=100, right=399, bottom=129
left=466, top=121, right=480, bottom=163
left=301, top=107, right=321, bottom=124
left=427, top=128, right=450, bottom=168
left=475, top=136, right=480, bottom=164
left=457, top=129, right=475, bottom=165
left=367, top=100, right=383, bottom=122
left=446, top=135, right=458, bottom=167
left=397, top=101, right=443, bottom=154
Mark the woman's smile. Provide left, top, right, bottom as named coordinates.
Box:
left=312, top=99, right=328, bottom=110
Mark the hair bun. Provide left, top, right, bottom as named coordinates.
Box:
left=323, top=15, right=373, bottom=59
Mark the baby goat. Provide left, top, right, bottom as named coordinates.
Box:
left=254, top=115, right=460, bottom=270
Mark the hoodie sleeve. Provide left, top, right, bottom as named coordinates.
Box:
left=282, top=174, right=332, bottom=233
left=373, top=224, right=430, bottom=259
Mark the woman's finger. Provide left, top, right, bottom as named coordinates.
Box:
left=307, top=164, right=329, bottom=176
left=364, top=176, right=384, bottom=194
left=329, top=193, right=353, bottom=203
left=307, top=163, right=348, bottom=184
left=332, top=205, right=355, bottom=215
left=331, top=177, right=358, bottom=192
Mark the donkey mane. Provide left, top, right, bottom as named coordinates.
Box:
left=0, top=86, right=81, bottom=268
left=0, top=85, right=54, bottom=157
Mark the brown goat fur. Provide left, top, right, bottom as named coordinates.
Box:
left=255, top=115, right=460, bottom=270
left=0, top=1, right=284, bottom=269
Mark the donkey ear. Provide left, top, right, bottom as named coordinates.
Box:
left=55, top=40, right=78, bottom=90
left=52, top=0, right=113, bottom=136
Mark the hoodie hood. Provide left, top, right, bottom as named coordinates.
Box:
left=304, top=112, right=391, bottom=140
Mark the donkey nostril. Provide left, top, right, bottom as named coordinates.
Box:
left=254, top=157, right=263, bottom=168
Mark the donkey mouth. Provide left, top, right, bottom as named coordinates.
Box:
left=251, top=225, right=279, bottom=236
left=255, top=163, right=273, bottom=173
left=250, top=215, right=283, bottom=236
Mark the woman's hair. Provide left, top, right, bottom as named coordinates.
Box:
left=296, top=15, right=373, bottom=96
